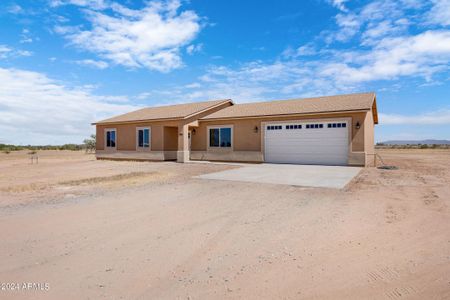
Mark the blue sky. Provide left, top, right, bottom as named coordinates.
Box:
left=0, top=0, right=449, bottom=145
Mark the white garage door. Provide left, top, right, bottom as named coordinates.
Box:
left=264, top=121, right=349, bottom=165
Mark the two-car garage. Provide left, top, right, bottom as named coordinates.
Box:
left=264, top=120, right=350, bottom=165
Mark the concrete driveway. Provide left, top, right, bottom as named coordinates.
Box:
left=196, top=163, right=362, bottom=188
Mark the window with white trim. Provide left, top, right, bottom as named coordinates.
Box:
left=209, top=127, right=232, bottom=147
left=105, top=129, right=116, bottom=148
left=137, top=127, right=150, bottom=148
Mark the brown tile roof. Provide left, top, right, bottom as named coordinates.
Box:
left=201, top=92, right=376, bottom=120
left=94, top=99, right=232, bottom=124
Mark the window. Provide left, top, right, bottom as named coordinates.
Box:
left=266, top=125, right=283, bottom=130
left=284, top=124, right=302, bottom=130
left=209, top=127, right=232, bottom=148
left=328, top=122, right=347, bottom=128
left=137, top=128, right=150, bottom=148
left=306, top=123, right=323, bottom=129
left=105, top=129, right=116, bottom=148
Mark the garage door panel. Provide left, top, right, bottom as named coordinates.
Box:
left=265, top=144, right=348, bottom=151
left=265, top=155, right=346, bottom=165
left=265, top=138, right=347, bottom=145
left=266, top=134, right=346, bottom=140
left=265, top=140, right=348, bottom=148
left=264, top=121, right=349, bottom=165
left=271, top=131, right=345, bottom=135
left=265, top=151, right=347, bottom=157
left=275, top=136, right=346, bottom=141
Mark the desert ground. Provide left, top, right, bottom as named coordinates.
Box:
left=0, top=149, right=449, bottom=299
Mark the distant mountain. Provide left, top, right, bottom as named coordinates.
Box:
left=380, top=139, right=450, bottom=145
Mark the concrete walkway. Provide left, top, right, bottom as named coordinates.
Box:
left=195, top=163, right=362, bottom=189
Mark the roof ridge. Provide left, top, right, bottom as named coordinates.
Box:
left=140, top=98, right=232, bottom=110
left=230, top=92, right=375, bottom=106
left=201, top=92, right=376, bottom=120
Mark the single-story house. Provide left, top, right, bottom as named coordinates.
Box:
left=93, top=92, right=378, bottom=166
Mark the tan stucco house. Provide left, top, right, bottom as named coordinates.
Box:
left=93, top=92, right=378, bottom=166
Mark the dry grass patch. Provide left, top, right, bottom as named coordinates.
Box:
left=1, top=183, right=52, bottom=193
left=2, top=172, right=171, bottom=194
left=58, top=171, right=166, bottom=186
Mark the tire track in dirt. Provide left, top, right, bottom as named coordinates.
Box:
left=385, top=286, right=418, bottom=299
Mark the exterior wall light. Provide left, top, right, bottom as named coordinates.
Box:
left=192, top=128, right=196, bottom=135
left=254, top=126, right=259, bottom=133
left=355, top=121, right=361, bottom=129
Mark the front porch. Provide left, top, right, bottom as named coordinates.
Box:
left=95, top=121, right=197, bottom=163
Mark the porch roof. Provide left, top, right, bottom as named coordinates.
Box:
left=93, top=99, right=233, bottom=125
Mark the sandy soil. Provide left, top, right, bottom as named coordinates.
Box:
left=0, top=149, right=449, bottom=299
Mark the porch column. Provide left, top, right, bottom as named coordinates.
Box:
left=177, top=123, right=189, bottom=163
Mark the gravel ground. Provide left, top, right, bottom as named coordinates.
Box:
left=0, top=149, right=449, bottom=299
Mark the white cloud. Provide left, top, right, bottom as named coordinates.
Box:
left=296, top=44, right=316, bottom=56
left=0, top=45, right=12, bottom=58
left=186, top=43, right=203, bottom=55
left=329, top=0, right=348, bottom=12
left=380, top=109, right=450, bottom=125
left=427, top=0, right=450, bottom=26
left=333, top=13, right=360, bottom=42
left=361, top=19, right=409, bottom=45
left=16, top=50, right=33, bottom=57
left=330, top=31, right=450, bottom=82
left=138, top=0, right=450, bottom=105
left=0, top=45, right=33, bottom=59
left=328, top=0, right=415, bottom=44
left=49, top=0, right=108, bottom=10
left=165, top=26, right=450, bottom=103
left=20, top=29, right=34, bottom=44
left=55, top=0, right=202, bottom=72
left=318, top=30, right=450, bottom=84
left=76, top=59, right=109, bottom=69
left=7, top=4, right=23, bottom=14
left=277, top=0, right=450, bottom=89
left=283, top=44, right=316, bottom=57
left=146, top=61, right=319, bottom=104
left=0, top=68, right=139, bottom=145
left=135, top=92, right=151, bottom=100
left=184, top=82, right=201, bottom=89
left=20, top=38, right=33, bottom=43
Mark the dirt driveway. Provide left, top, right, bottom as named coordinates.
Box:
left=0, top=150, right=449, bottom=299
